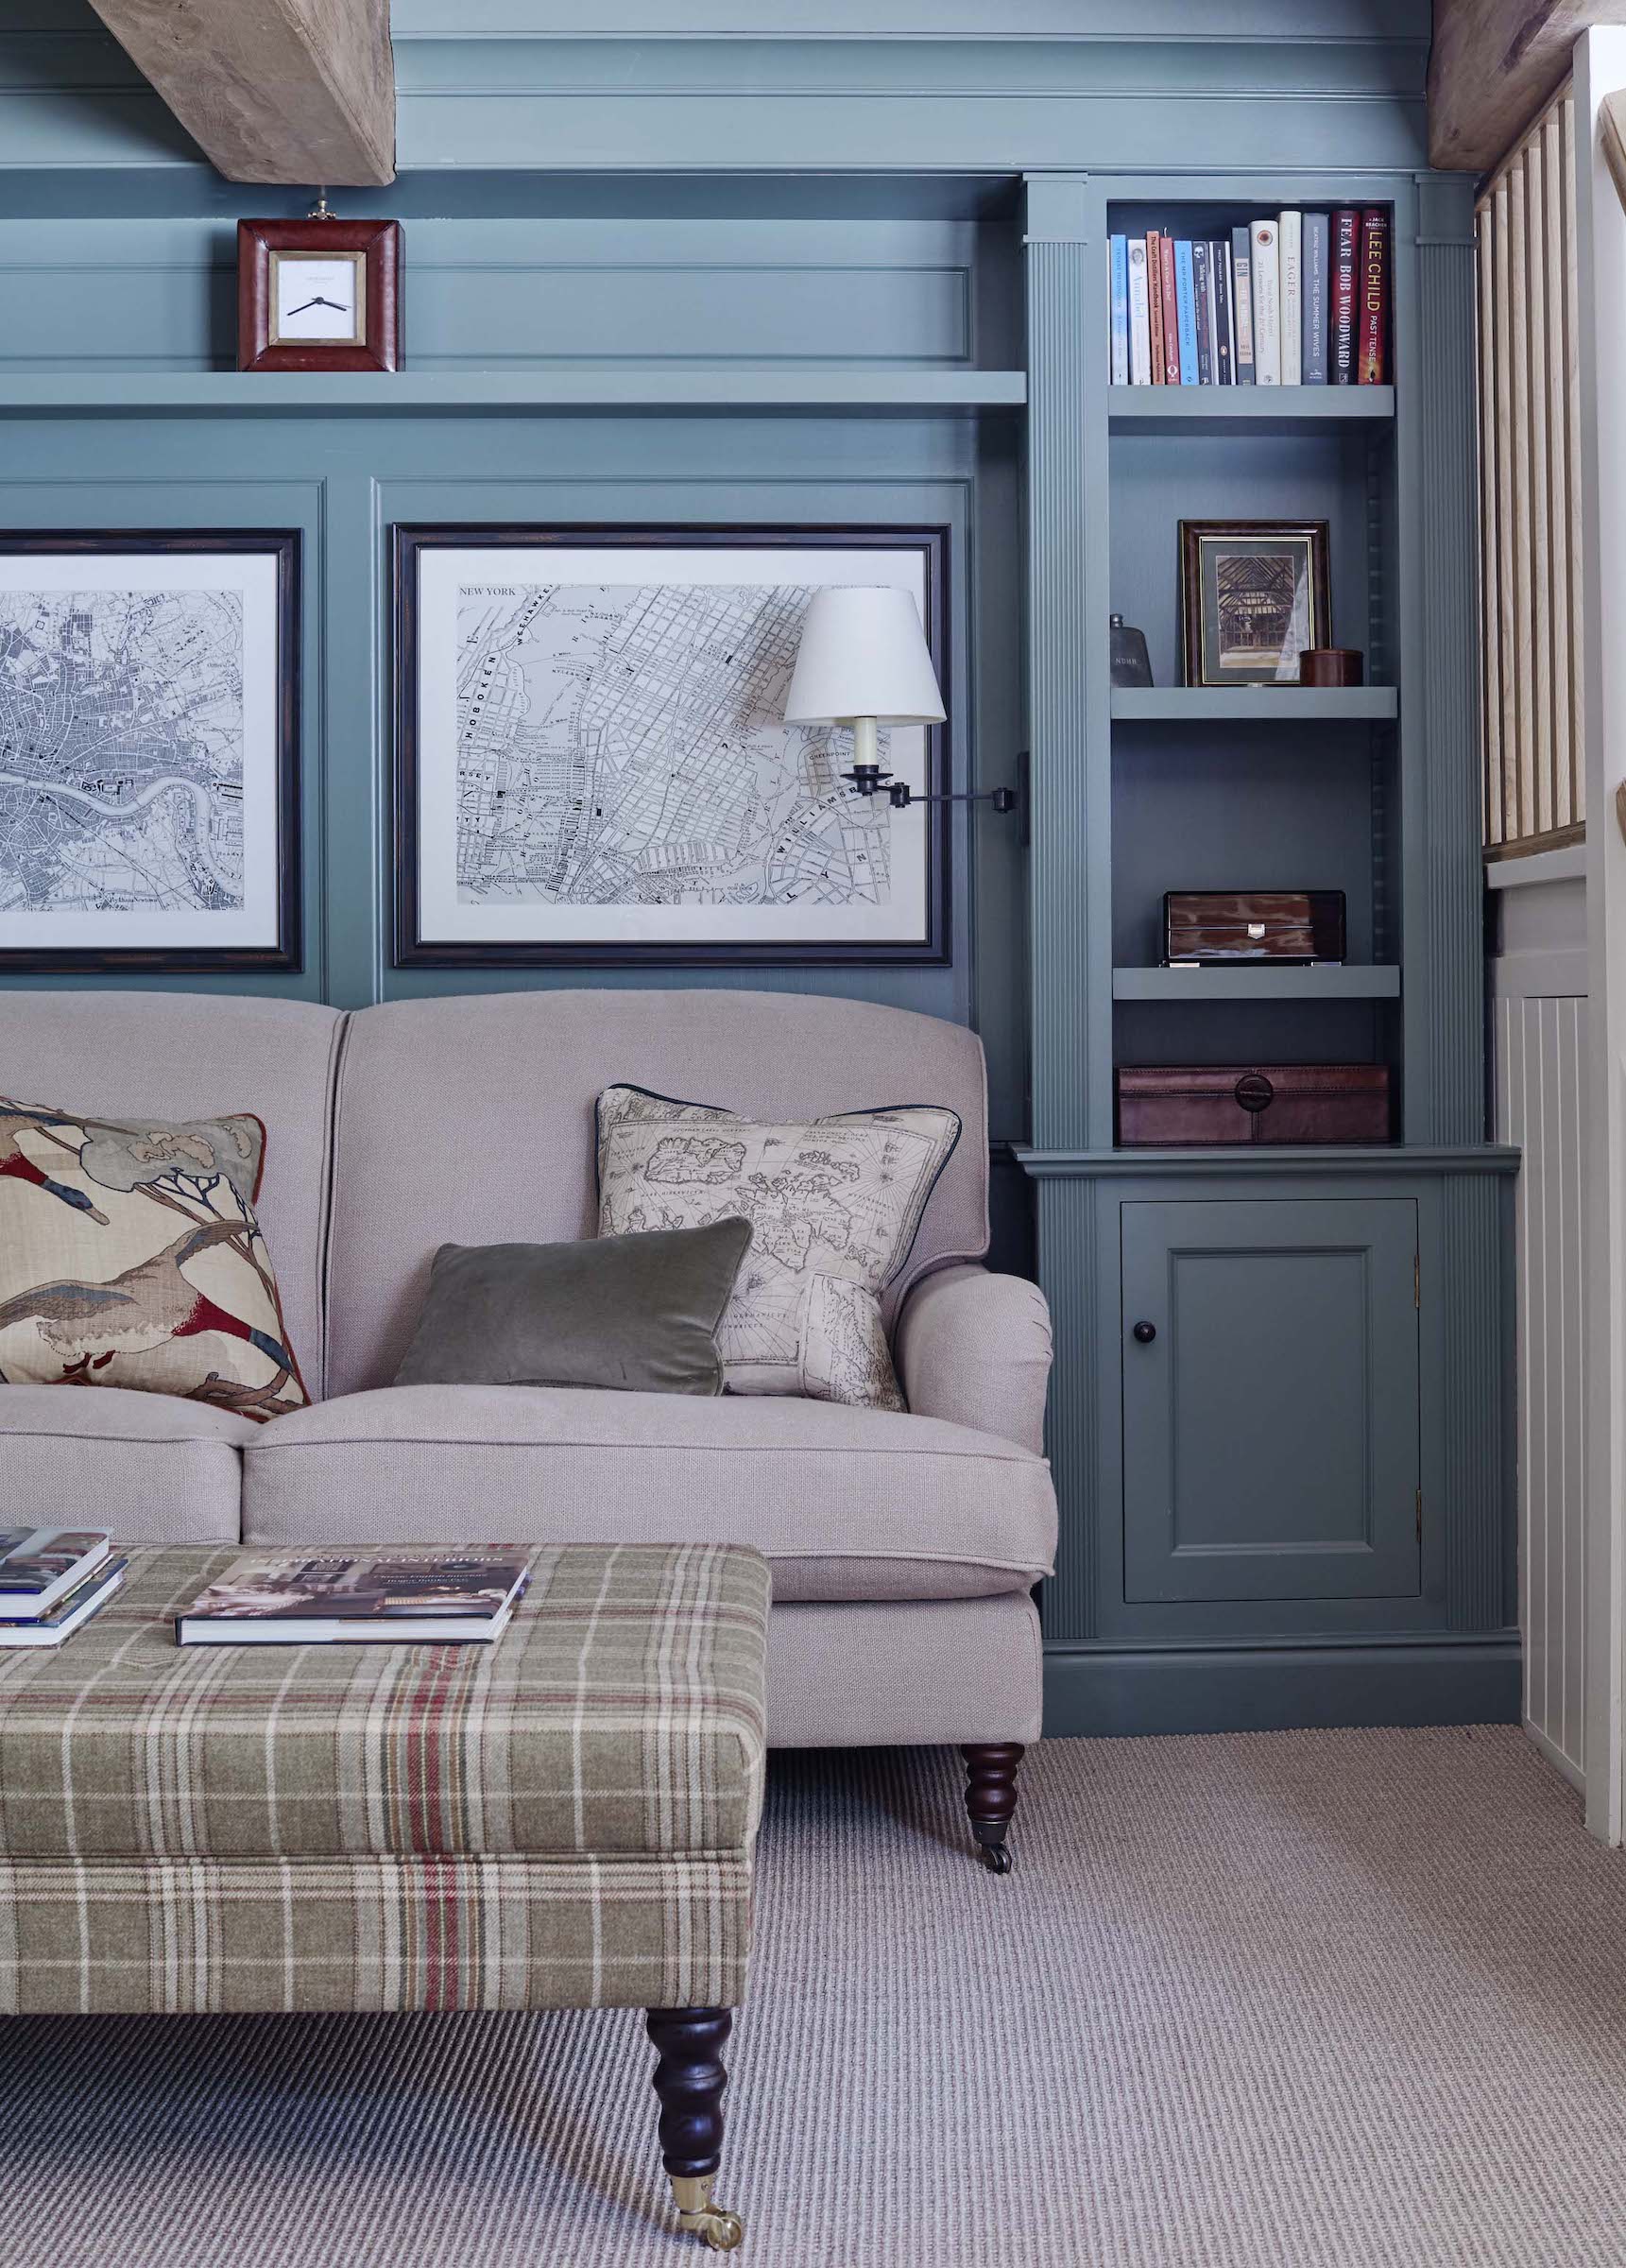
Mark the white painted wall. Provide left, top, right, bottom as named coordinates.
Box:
left=1573, top=27, right=1626, bottom=1842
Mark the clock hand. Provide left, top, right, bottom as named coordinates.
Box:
left=284, top=297, right=325, bottom=317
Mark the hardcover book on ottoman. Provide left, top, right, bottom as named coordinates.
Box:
left=177, top=1552, right=531, bottom=1645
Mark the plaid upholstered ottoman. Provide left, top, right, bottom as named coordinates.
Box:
left=0, top=1542, right=769, bottom=2254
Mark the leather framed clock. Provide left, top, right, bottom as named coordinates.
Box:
left=237, top=214, right=402, bottom=372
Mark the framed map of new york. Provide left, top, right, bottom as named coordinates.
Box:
left=392, top=524, right=949, bottom=966
left=0, top=531, right=300, bottom=972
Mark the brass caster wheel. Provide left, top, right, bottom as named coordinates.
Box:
left=980, top=1840, right=1013, bottom=1876
left=672, top=2175, right=745, bottom=2252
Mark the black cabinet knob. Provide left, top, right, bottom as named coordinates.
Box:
left=1132, top=1320, right=1156, bottom=1345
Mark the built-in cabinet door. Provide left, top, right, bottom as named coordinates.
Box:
left=1121, top=1198, right=1422, bottom=1604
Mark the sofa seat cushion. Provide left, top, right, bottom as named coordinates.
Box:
left=243, top=1384, right=1056, bottom=1605
left=0, top=1384, right=252, bottom=1542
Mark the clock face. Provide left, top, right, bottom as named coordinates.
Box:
left=269, top=251, right=366, bottom=346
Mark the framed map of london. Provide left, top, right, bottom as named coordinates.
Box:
left=392, top=524, right=948, bottom=966
left=0, top=531, right=300, bottom=972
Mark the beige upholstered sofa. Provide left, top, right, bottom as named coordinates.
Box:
left=2, top=989, right=1056, bottom=1863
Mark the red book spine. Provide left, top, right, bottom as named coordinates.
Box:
left=1159, top=233, right=1182, bottom=383
left=1357, top=207, right=1389, bottom=385
left=1146, top=231, right=1166, bottom=385
left=1329, top=208, right=1359, bottom=386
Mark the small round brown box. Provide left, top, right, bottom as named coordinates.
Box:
left=1298, top=647, right=1364, bottom=687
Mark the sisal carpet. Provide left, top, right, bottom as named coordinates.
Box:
left=4, top=1727, right=1626, bottom=2267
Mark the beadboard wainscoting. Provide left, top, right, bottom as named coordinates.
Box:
left=1491, top=861, right=1588, bottom=1788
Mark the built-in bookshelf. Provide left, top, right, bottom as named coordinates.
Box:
left=1019, top=171, right=1515, bottom=1736
left=1104, top=194, right=1402, bottom=1134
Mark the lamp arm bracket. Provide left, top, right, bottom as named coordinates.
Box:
left=841, top=761, right=1021, bottom=819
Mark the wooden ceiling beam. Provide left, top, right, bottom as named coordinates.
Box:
left=1429, top=0, right=1626, bottom=171
left=84, top=0, right=395, bottom=187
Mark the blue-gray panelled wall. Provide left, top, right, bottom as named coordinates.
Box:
left=0, top=0, right=1431, bottom=1144
left=1, top=3, right=1515, bottom=1735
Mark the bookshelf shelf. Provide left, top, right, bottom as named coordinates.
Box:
left=0, top=369, right=1030, bottom=417
left=1111, top=966, right=1402, bottom=1003
left=1110, top=686, right=1397, bottom=722
left=1107, top=386, right=1395, bottom=431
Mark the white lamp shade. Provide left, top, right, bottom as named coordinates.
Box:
left=782, top=585, right=946, bottom=725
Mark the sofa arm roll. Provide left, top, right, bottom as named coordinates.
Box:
left=894, top=1264, right=1053, bottom=1455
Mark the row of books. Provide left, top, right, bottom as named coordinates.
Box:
left=0, top=1529, right=531, bottom=1648
left=1109, top=211, right=1391, bottom=389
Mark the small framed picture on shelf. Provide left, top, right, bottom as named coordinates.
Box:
left=1179, top=520, right=1330, bottom=686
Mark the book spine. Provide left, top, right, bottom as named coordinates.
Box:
left=1147, top=232, right=1167, bottom=385
left=1109, top=233, right=1129, bottom=386
left=1212, top=241, right=1234, bottom=384
left=1278, top=209, right=1302, bottom=386
left=1358, top=206, right=1390, bottom=383
left=1159, top=233, right=1182, bottom=384
left=1250, top=220, right=1281, bottom=386
left=1126, top=237, right=1152, bottom=385
left=1191, top=239, right=1213, bottom=384
left=1330, top=208, right=1359, bottom=385
left=1231, top=226, right=1256, bottom=384
left=1302, top=212, right=1328, bottom=384
left=1173, top=238, right=1199, bottom=386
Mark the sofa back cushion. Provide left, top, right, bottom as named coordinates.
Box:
left=0, top=993, right=343, bottom=1399
left=326, top=990, right=989, bottom=1398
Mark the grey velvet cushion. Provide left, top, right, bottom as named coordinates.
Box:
left=391, top=1219, right=752, bottom=1398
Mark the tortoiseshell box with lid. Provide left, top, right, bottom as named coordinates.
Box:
left=1162, top=890, right=1346, bottom=965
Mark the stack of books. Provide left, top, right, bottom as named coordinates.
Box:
left=176, top=1551, right=532, bottom=1645
left=1109, top=210, right=1391, bottom=388
left=0, top=1529, right=126, bottom=1648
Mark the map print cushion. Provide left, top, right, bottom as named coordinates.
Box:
left=595, top=1083, right=961, bottom=1410
left=0, top=1101, right=308, bottom=1421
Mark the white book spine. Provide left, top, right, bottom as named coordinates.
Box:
left=1278, top=210, right=1302, bottom=386
left=1250, top=220, right=1281, bottom=386
left=1224, top=243, right=1238, bottom=384
left=1126, top=238, right=1152, bottom=385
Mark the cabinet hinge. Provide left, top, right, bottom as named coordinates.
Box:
left=1416, top=1487, right=1423, bottom=1538
left=1414, top=1252, right=1420, bottom=1309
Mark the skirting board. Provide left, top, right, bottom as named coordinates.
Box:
left=1043, top=1638, right=1522, bottom=1738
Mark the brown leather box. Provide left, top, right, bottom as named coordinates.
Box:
left=1163, top=890, right=1346, bottom=964
left=1117, top=1064, right=1393, bottom=1145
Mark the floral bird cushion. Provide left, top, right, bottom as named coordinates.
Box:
left=0, top=1100, right=307, bottom=1421
left=595, top=1083, right=961, bottom=1411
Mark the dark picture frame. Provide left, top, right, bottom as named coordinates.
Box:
left=392, top=523, right=950, bottom=969
left=0, top=529, right=301, bottom=974
left=1180, top=520, right=1331, bottom=687
left=237, top=218, right=402, bottom=373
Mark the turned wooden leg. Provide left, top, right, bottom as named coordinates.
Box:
left=961, top=1742, right=1024, bottom=1875
left=645, top=2006, right=745, bottom=2252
